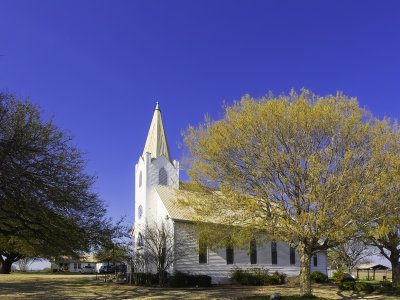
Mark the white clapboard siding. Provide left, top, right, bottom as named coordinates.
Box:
left=173, top=222, right=327, bottom=284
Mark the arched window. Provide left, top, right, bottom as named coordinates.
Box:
left=159, top=167, right=167, bottom=185
left=271, top=242, right=277, bottom=264
left=137, top=233, right=143, bottom=247
left=139, top=171, right=142, bottom=187
left=138, top=205, right=143, bottom=219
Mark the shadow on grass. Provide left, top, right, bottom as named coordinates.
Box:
left=240, top=296, right=330, bottom=300
left=1, top=276, right=398, bottom=300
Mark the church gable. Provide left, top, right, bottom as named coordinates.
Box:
left=146, top=155, right=179, bottom=189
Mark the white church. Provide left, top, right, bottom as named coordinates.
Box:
left=133, top=103, right=327, bottom=283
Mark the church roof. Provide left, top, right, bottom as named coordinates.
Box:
left=154, top=185, right=244, bottom=224
left=154, top=185, right=194, bottom=221
left=143, top=102, right=172, bottom=162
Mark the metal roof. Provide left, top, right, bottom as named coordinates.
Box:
left=357, top=264, right=390, bottom=270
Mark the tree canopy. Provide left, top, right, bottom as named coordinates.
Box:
left=0, top=92, right=109, bottom=273
left=182, top=90, right=394, bottom=295
left=361, top=118, right=400, bottom=286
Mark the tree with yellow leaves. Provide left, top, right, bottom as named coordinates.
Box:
left=182, top=90, right=391, bottom=296
left=362, top=119, right=400, bottom=287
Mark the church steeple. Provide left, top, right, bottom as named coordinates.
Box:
left=143, top=102, right=172, bottom=162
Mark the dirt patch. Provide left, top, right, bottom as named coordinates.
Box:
left=0, top=274, right=397, bottom=299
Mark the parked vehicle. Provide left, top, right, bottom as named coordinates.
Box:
left=81, top=265, right=95, bottom=274
left=99, top=264, right=127, bottom=274
left=116, top=264, right=127, bottom=273
left=99, top=265, right=113, bottom=274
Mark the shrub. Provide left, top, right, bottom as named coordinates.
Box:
left=310, top=270, right=328, bottom=283
left=381, top=281, right=392, bottom=288
left=265, top=273, right=281, bottom=285
left=339, top=281, right=355, bottom=290
left=168, top=271, right=211, bottom=287
left=333, top=269, right=346, bottom=283
left=229, top=267, right=286, bottom=286
left=193, top=274, right=212, bottom=287
left=168, top=271, right=194, bottom=287
left=132, top=273, right=159, bottom=285
left=275, top=271, right=287, bottom=284
left=41, top=267, right=52, bottom=273
left=354, top=282, right=374, bottom=293
left=339, top=281, right=375, bottom=293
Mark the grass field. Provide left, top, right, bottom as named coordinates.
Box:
left=0, top=273, right=398, bottom=299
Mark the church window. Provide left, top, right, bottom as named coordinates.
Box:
left=290, top=246, right=296, bottom=265
left=138, top=233, right=143, bottom=247
left=159, top=168, right=167, bottom=185
left=313, top=255, right=318, bottom=267
left=199, top=240, right=207, bottom=264
left=250, top=240, right=257, bottom=264
left=138, top=205, right=143, bottom=219
left=139, top=171, right=142, bottom=187
left=226, top=246, right=234, bottom=264
left=271, top=242, right=277, bottom=264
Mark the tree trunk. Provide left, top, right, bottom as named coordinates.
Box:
left=158, top=266, right=166, bottom=286
left=0, top=252, right=22, bottom=274
left=390, top=253, right=400, bottom=287
left=0, top=260, right=13, bottom=274
left=299, top=250, right=312, bottom=296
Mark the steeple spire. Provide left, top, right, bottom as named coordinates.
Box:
left=143, top=102, right=172, bottom=162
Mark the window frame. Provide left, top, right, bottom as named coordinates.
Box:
left=199, top=241, right=208, bottom=264
left=138, top=205, right=143, bottom=219
left=290, top=246, right=296, bottom=265
left=159, top=167, right=168, bottom=185
left=137, top=233, right=144, bottom=247
left=271, top=242, right=278, bottom=265
left=250, top=240, right=257, bottom=264
left=226, top=246, right=234, bottom=265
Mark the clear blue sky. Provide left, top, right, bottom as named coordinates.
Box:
left=1, top=0, right=399, bottom=244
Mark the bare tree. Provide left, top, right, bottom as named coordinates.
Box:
left=328, top=240, right=375, bottom=272
left=137, top=221, right=189, bottom=286
left=17, top=257, right=38, bottom=272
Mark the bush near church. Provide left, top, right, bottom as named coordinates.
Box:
left=339, top=281, right=375, bottom=293
left=168, top=271, right=211, bottom=287
left=310, top=270, right=329, bottom=283
left=132, top=271, right=212, bottom=287
left=333, top=269, right=347, bottom=283
left=230, top=267, right=286, bottom=286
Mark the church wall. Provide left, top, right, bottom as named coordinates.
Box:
left=134, top=154, right=148, bottom=246
left=145, top=156, right=179, bottom=223
left=173, top=222, right=327, bottom=284
left=311, top=252, right=327, bottom=274
left=134, top=153, right=179, bottom=237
